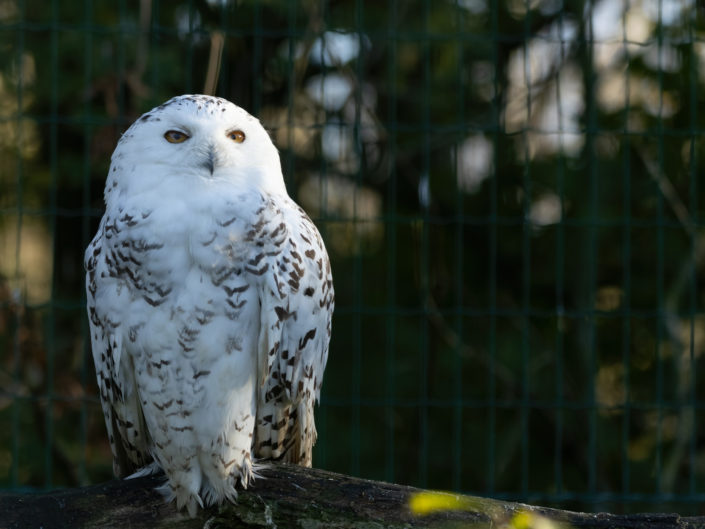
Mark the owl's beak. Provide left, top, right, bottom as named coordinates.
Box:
left=202, top=148, right=216, bottom=176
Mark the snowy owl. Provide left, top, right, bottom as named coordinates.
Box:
left=85, top=94, right=334, bottom=515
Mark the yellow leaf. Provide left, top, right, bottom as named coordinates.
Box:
left=408, top=491, right=473, bottom=515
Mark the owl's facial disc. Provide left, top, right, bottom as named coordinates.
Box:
left=110, top=95, right=288, bottom=196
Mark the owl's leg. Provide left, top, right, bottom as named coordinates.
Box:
left=134, top=352, right=205, bottom=516
left=193, top=344, right=259, bottom=506
left=198, top=410, right=257, bottom=506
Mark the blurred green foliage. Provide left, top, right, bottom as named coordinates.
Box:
left=1, top=0, right=705, bottom=515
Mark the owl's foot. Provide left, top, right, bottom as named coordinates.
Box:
left=157, top=479, right=204, bottom=518
left=126, top=461, right=163, bottom=479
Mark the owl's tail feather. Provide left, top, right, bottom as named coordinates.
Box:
left=254, top=401, right=295, bottom=461
left=255, top=399, right=317, bottom=466
left=289, top=400, right=316, bottom=467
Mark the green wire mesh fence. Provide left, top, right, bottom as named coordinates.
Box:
left=1, top=0, right=705, bottom=515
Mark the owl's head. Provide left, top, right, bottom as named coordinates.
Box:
left=107, top=95, right=286, bottom=199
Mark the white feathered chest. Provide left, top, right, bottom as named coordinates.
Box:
left=85, top=95, right=334, bottom=516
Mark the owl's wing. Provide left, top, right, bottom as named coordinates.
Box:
left=86, top=233, right=152, bottom=478
left=254, top=204, right=334, bottom=465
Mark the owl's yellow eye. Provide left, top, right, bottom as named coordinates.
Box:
left=164, top=130, right=189, bottom=144
left=228, top=130, right=246, bottom=143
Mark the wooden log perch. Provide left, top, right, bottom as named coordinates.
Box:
left=1, top=463, right=703, bottom=529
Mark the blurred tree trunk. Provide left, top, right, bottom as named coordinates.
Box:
left=0, top=463, right=702, bottom=529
